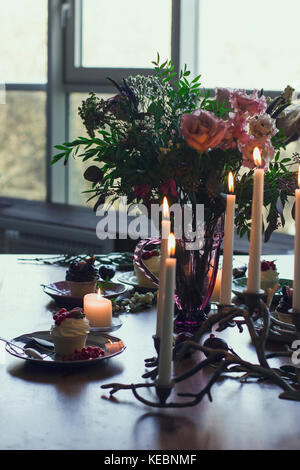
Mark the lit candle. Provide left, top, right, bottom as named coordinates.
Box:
left=157, top=233, right=176, bottom=388
left=83, top=288, right=112, bottom=327
left=247, top=147, right=264, bottom=293
left=293, top=165, right=300, bottom=312
left=210, top=269, right=222, bottom=303
left=220, top=171, right=236, bottom=305
left=156, top=197, right=171, bottom=337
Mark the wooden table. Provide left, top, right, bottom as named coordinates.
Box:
left=1, top=254, right=300, bottom=451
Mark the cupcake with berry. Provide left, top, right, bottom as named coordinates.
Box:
left=50, top=307, right=90, bottom=356
left=66, top=257, right=98, bottom=297
left=134, top=249, right=160, bottom=289
left=260, top=260, right=279, bottom=294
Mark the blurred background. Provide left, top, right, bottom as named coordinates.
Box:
left=0, top=0, right=299, bottom=255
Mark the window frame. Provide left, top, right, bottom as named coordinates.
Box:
left=63, top=0, right=181, bottom=87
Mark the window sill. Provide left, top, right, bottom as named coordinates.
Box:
left=0, top=197, right=294, bottom=255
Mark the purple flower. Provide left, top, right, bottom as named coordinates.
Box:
left=160, top=179, right=178, bottom=198
left=134, top=184, right=151, bottom=199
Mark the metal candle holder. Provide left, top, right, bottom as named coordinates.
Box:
left=102, top=291, right=300, bottom=406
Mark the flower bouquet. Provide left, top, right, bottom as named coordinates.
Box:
left=52, top=54, right=299, bottom=330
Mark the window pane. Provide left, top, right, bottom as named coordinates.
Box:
left=198, top=0, right=300, bottom=90
left=81, top=0, right=172, bottom=69
left=68, top=93, right=112, bottom=207
left=0, top=0, right=47, bottom=83
left=0, top=91, right=46, bottom=200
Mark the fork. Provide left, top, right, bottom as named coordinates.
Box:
left=0, top=336, right=45, bottom=359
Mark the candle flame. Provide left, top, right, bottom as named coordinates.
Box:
left=298, top=165, right=300, bottom=188
left=168, top=233, right=176, bottom=257
left=97, top=288, right=102, bottom=300
left=228, top=171, right=234, bottom=193
left=162, top=196, right=170, bottom=219
left=253, top=146, right=262, bottom=167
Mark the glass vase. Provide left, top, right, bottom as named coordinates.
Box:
left=133, top=215, right=224, bottom=333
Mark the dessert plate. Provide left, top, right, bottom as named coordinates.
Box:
left=118, top=271, right=157, bottom=293
left=42, top=280, right=127, bottom=307
left=5, top=330, right=126, bottom=366
left=232, top=277, right=293, bottom=301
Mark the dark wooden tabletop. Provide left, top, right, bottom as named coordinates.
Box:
left=0, top=254, right=299, bottom=450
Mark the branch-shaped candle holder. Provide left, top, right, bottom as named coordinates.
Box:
left=102, top=291, right=300, bottom=406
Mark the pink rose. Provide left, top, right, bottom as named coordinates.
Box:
left=230, top=90, right=267, bottom=117
left=238, top=135, right=275, bottom=170
left=228, top=112, right=248, bottom=140
left=218, top=112, right=249, bottom=150
left=180, top=110, right=227, bottom=152
left=218, top=123, right=237, bottom=151
left=160, top=179, right=178, bottom=198
left=134, top=184, right=151, bottom=199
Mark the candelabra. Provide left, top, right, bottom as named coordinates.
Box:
left=102, top=291, right=300, bottom=406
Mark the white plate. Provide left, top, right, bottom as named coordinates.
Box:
left=5, top=330, right=125, bottom=366
left=118, top=271, right=157, bottom=292
left=89, top=316, right=123, bottom=333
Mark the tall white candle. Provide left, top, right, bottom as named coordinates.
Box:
left=156, top=197, right=171, bottom=337
left=293, top=166, right=300, bottom=311
left=157, top=233, right=176, bottom=388
left=247, top=147, right=264, bottom=293
left=220, top=171, right=236, bottom=305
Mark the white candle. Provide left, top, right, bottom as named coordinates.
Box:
left=156, top=197, right=171, bottom=337
left=83, top=289, right=112, bottom=327
left=247, top=147, right=264, bottom=293
left=157, top=233, right=176, bottom=388
left=220, top=171, right=236, bottom=305
left=293, top=166, right=300, bottom=311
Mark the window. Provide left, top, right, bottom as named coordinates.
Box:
left=64, top=0, right=179, bottom=85
left=67, top=92, right=113, bottom=207
left=0, top=91, right=46, bottom=200
left=197, top=0, right=300, bottom=92
left=0, top=0, right=47, bottom=201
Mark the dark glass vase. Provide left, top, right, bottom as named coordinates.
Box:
left=173, top=215, right=224, bottom=333
left=133, top=215, right=224, bottom=334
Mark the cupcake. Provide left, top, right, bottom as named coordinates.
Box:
left=260, top=260, right=279, bottom=294
left=50, top=307, right=90, bottom=356
left=66, top=257, right=98, bottom=297
left=134, top=249, right=160, bottom=288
